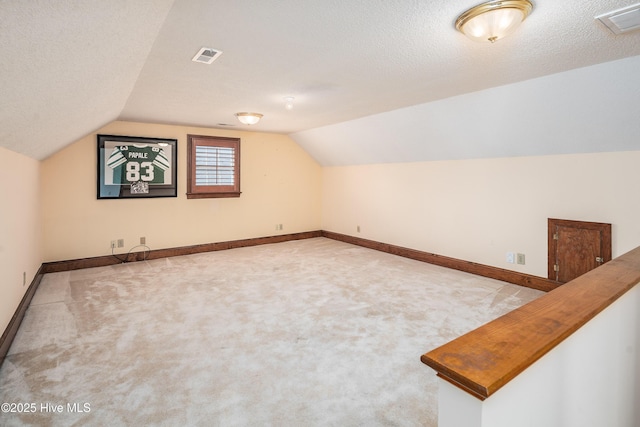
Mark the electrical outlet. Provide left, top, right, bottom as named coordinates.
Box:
left=517, top=253, right=526, bottom=265
left=506, top=252, right=515, bottom=264
left=111, top=241, right=116, bottom=249
left=140, top=236, right=146, bottom=245
left=275, top=224, right=283, bottom=231
left=23, top=272, right=26, bottom=287
left=117, top=239, right=124, bottom=248
left=357, top=225, right=361, bottom=233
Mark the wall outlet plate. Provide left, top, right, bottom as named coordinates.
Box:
left=517, top=253, right=526, bottom=265
left=506, top=252, right=515, bottom=264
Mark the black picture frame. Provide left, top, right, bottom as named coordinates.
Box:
left=97, top=134, right=177, bottom=199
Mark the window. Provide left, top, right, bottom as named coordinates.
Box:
left=187, top=135, right=241, bottom=199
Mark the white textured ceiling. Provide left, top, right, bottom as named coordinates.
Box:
left=1, top=0, right=640, bottom=161
left=0, top=0, right=175, bottom=160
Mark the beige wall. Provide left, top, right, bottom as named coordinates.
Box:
left=0, top=147, right=42, bottom=333
left=41, top=121, right=322, bottom=262
left=8, top=117, right=640, bottom=332
left=322, top=151, right=640, bottom=278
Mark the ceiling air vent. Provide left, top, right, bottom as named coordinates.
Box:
left=192, top=47, right=223, bottom=64
left=596, top=3, right=640, bottom=34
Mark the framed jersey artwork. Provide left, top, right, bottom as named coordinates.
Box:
left=97, top=134, right=177, bottom=199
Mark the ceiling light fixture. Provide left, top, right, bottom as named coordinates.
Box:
left=235, top=112, right=263, bottom=125
left=455, top=0, right=533, bottom=43
left=284, top=97, right=295, bottom=110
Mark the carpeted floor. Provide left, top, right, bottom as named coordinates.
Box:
left=0, top=238, right=542, bottom=426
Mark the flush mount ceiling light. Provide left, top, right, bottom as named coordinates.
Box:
left=283, top=96, right=295, bottom=110
left=455, top=0, right=533, bottom=43
left=235, top=112, right=263, bottom=125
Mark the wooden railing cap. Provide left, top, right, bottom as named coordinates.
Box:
left=421, top=246, right=640, bottom=400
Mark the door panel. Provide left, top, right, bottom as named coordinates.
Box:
left=548, top=218, right=612, bottom=283
left=556, top=226, right=600, bottom=283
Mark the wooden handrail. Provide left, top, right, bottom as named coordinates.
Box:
left=421, top=245, right=640, bottom=400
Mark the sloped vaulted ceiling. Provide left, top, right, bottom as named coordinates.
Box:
left=1, top=0, right=640, bottom=162
left=292, top=55, right=640, bottom=166
left=0, top=0, right=175, bottom=159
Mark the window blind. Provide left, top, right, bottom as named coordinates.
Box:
left=195, top=146, right=235, bottom=186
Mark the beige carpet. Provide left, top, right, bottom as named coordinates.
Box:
left=0, top=238, right=542, bottom=426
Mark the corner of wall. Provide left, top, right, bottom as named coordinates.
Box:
left=0, top=147, right=42, bottom=335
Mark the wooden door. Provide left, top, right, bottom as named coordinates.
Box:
left=548, top=218, right=611, bottom=283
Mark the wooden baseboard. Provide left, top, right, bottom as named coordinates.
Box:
left=41, top=231, right=323, bottom=273
left=321, top=231, right=560, bottom=292
left=41, top=228, right=558, bottom=286
left=2, top=232, right=321, bottom=367
left=3, top=229, right=556, bottom=368
left=0, top=266, right=45, bottom=364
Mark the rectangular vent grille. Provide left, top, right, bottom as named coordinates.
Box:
left=192, top=47, right=223, bottom=64
left=596, top=3, right=640, bottom=34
